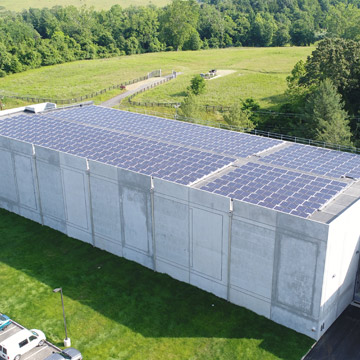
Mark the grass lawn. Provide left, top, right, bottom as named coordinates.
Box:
left=0, top=47, right=313, bottom=111
left=0, top=209, right=313, bottom=360
left=0, top=0, right=170, bottom=13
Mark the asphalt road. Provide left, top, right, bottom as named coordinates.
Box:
left=304, top=305, right=360, bottom=360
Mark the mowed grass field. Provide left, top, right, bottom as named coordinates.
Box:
left=0, top=0, right=170, bottom=12
left=0, top=209, right=313, bottom=360
left=0, top=47, right=314, bottom=111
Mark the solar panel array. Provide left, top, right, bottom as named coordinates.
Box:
left=49, top=106, right=283, bottom=158
left=0, top=105, right=358, bottom=219
left=201, top=163, right=349, bottom=218
left=0, top=114, right=234, bottom=185
left=260, top=143, right=360, bottom=180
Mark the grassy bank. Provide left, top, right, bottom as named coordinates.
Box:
left=0, top=209, right=313, bottom=360
left=0, top=47, right=313, bottom=111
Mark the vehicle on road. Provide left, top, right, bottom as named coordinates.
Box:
left=0, top=314, right=11, bottom=331
left=0, top=328, right=46, bottom=360
left=44, top=348, right=82, bottom=360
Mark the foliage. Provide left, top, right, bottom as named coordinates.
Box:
left=179, top=92, right=201, bottom=118
left=299, top=38, right=360, bottom=116
left=305, top=79, right=352, bottom=145
left=188, top=74, right=206, bottom=95
left=223, top=102, right=255, bottom=130
left=282, top=39, right=360, bottom=145
left=1, top=0, right=360, bottom=77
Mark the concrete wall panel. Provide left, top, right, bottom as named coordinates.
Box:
left=233, top=199, right=276, bottom=227
left=271, top=305, right=317, bottom=338
left=14, top=154, right=37, bottom=210
left=231, top=218, right=275, bottom=300
left=62, top=169, right=88, bottom=229
left=154, top=177, right=188, bottom=200
left=189, top=188, right=229, bottom=212
left=90, top=175, right=121, bottom=243
left=10, top=139, right=33, bottom=155
left=154, top=179, right=190, bottom=280
left=0, top=149, right=18, bottom=203
left=277, top=212, right=328, bottom=242
left=275, top=233, right=317, bottom=315
left=118, top=168, right=150, bottom=190
left=122, top=187, right=149, bottom=252
left=191, top=207, right=223, bottom=280
left=190, top=273, right=227, bottom=299
left=37, top=161, right=65, bottom=221
left=154, top=182, right=189, bottom=269
left=35, top=146, right=60, bottom=166
left=230, top=288, right=271, bottom=318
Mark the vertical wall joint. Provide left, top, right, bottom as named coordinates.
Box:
left=150, top=177, right=157, bottom=272
left=227, top=198, right=234, bottom=301
left=86, top=159, right=96, bottom=247
left=32, top=144, right=44, bottom=225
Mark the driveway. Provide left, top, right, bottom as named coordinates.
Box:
left=100, top=77, right=167, bottom=108
left=304, top=305, right=360, bottom=360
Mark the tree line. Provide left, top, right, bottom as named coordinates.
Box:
left=255, top=38, right=360, bottom=147
left=179, top=38, right=360, bottom=148
left=1, top=0, right=360, bottom=76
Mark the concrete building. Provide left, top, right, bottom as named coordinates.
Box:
left=0, top=103, right=359, bottom=340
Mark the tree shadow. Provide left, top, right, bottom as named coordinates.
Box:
left=261, top=93, right=289, bottom=107
left=170, top=91, right=188, bottom=97
left=0, top=209, right=313, bottom=359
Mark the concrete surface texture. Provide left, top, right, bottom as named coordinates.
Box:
left=0, top=131, right=359, bottom=340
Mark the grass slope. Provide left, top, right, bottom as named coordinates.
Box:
left=0, top=0, right=170, bottom=12
left=0, top=209, right=313, bottom=359
left=0, top=47, right=313, bottom=111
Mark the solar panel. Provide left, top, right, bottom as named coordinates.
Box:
left=48, top=105, right=283, bottom=158
left=260, top=143, right=360, bottom=180
left=0, top=105, right=358, bottom=219
left=200, top=162, right=349, bottom=218
left=0, top=114, right=234, bottom=185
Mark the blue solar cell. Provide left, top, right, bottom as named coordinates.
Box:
left=260, top=143, right=360, bottom=180
left=46, top=105, right=284, bottom=158
left=200, top=162, right=348, bottom=218
left=0, top=113, right=236, bottom=186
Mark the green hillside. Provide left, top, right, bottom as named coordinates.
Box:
left=0, top=46, right=314, bottom=110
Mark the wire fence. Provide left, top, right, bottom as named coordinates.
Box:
left=1, top=70, right=162, bottom=105
left=119, top=106, right=360, bottom=154
left=125, top=99, right=360, bottom=123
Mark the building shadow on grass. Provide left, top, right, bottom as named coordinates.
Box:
left=0, top=209, right=313, bottom=360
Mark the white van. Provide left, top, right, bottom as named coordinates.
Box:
left=0, top=329, right=46, bottom=360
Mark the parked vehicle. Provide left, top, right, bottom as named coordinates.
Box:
left=0, top=329, right=45, bottom=360
left=44, top=348, right=82, bottom=360
left=0, top=314, right=11, bottom=331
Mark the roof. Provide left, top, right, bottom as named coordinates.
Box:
left=0, top=104, right=359, bottom=223
left=0, top=329, right=32, bottom=346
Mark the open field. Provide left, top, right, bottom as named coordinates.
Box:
left=0, top=47, right=314, bottom=111
left=0, top=208, right=313, bottom=360
left=0, top=0, right=170, bottom=12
